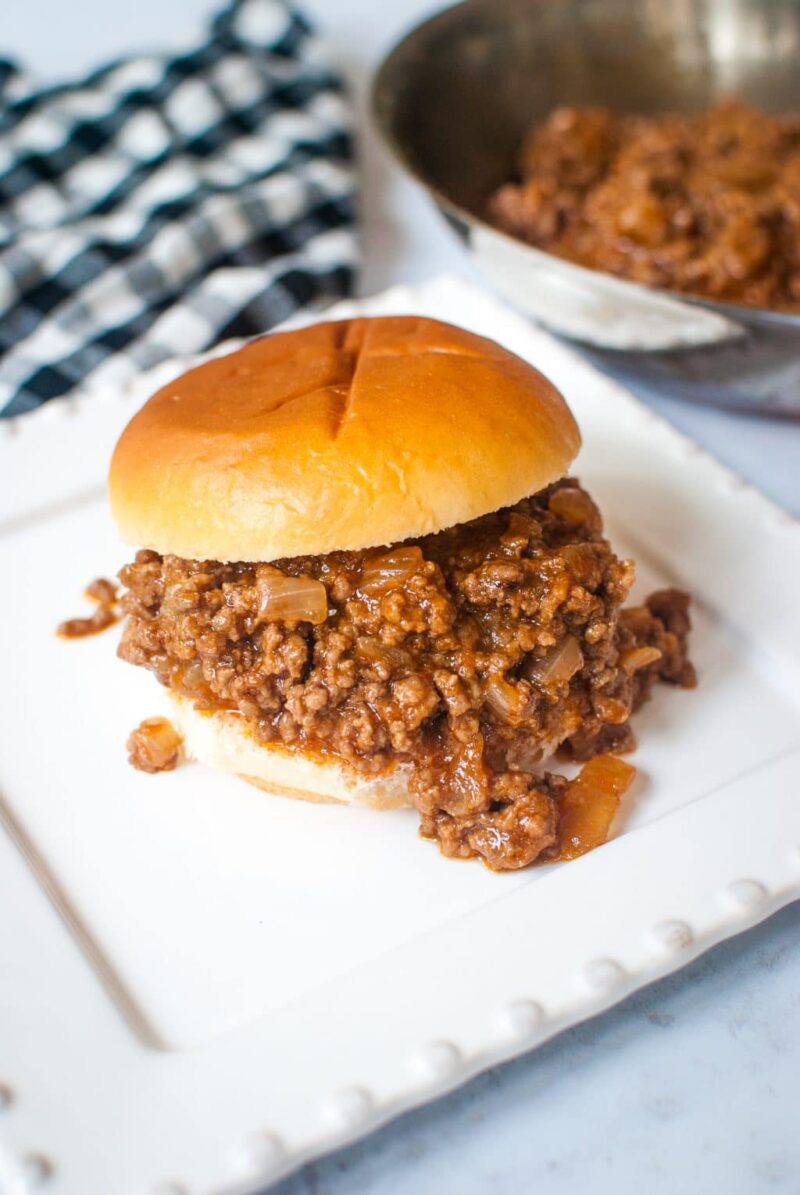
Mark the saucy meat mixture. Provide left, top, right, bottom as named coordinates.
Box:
left=488, top=99, right=800, bottom=311
left=58, top=577, right=121, bottom=638
left=117, top=479, right=695, bottom=870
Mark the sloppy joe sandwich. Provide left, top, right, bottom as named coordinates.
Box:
left=109, top=316, right=694, bottom=870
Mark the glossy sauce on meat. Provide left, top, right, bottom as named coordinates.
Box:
left=58, top=577, right=121, bottom=638
left=117, top=479, right=694, bottom=869
left=489, top=99, right=800, bottom=312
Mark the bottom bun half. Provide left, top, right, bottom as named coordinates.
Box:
left=167, top=693, right=411, bottom=811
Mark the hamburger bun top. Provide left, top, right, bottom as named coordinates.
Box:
left=109, top=315, right=581, bottom=562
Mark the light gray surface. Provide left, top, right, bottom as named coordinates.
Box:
left=272, top=904, right=800, bottom=1195
left=4, top=1, right=800, bottom=1192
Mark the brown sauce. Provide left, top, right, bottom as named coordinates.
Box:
left=488, top=98, right=800, bottom=312
left=58, top=577, right=121, bottom=638
left=116, top=479, right=694, bottom=869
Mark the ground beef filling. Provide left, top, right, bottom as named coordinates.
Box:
left=488, top=99, right=800, bottom=312
left=117, top=479, right=695, bottom=869
left=58, top=577, right=121, bottom=638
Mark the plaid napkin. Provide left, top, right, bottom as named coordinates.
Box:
left=0, top=0, right=357, bottom=417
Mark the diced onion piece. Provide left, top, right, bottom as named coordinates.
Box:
left=441, top=734, right=490, bottom=816
left=485, top=675, right=529, bottom=725
left=355, top=639, right=412, bottom=670
left=619, top=645, right=663, bottom=674
left=503, top=512, right=541, bottom=543
left=127, top=717, right=184, bottom=774
left=593, top=694, right=630, bottom=725
left=355, top=638, right=386, bottom=662
left=173, top=658, right=209, bottom=699
left=256, top=567, right=328, bottom=624
left=552, top=755, right=636, bottom=862
left=359, top=546, right=423, bottom=595
left=547, top=485, right=597, bottom=525
left=525, top=635, right=584, bottom=687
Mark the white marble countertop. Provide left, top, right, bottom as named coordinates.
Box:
left=5, top=1, right=800, bottom=1192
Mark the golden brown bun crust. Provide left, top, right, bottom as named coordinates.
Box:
left=240, top=775, right=347, bottom=806
left=109, top=316, right=581, bottom=561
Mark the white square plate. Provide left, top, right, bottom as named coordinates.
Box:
left=1, top=277, right=799, bottom=1195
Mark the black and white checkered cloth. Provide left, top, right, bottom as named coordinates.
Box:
left=0, top=0, right=357, bottom=417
